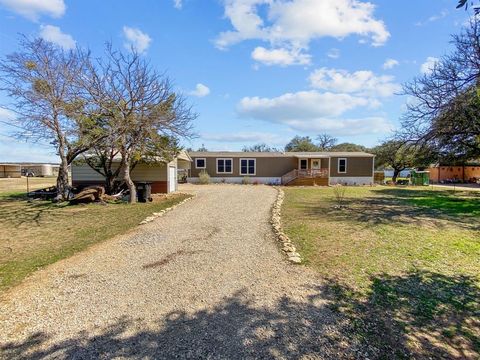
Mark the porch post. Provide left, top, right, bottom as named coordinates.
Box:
left=328, top=157, right=331, bottom=186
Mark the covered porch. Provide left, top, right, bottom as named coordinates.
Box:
left=281, top=155, right=330, bottom=186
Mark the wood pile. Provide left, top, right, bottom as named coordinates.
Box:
left=70, top=186, right=120, bottom=204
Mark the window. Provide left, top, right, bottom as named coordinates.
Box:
left=338, top=158, right=347, bottom=173
left=216, top=158, right=233, bottom=174
left=240, top=158, right=256, bottom=175
left=195, top=158, right=206, bottom=169
left=300, top=159, right=308, bottom=170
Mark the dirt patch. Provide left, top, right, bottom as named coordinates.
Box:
left=68, top=273, right=87, bottom=280
left=142, top=249, right=203, bottom=269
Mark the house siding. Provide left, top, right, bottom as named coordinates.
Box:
left=329, top=156, right=374, bottom=177
left=190, top=155, right=374, bottom=179
left=190, top=156, right=297, bottom=178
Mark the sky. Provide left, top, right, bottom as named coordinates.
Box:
left=0, top=0, right=473, bottom=162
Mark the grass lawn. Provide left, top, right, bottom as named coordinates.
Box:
left=283, top=186, right=480, bottom=359
left=0, top=179, right=191, bottom=293
left=0, top=177, right=56, bottom=194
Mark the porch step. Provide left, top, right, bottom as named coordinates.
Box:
left=286, top=177, right=328, bottom=186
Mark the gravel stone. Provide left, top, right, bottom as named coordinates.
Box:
left=0, top=184, right=355, bottom=359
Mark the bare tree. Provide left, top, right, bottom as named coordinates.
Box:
left=242, top=143, right=279, bottom=152
left=0, top=37, right=105, bottom=200
left=82, top=133, right=181, bottom=195
left=456, top=0, right=480, bottom=12
left=316, top=134, right=337, bottom=151
left=401, top=20, right=480, bottom=161
left=85, top=45, right=195, bottom=203
left=81, top=138, right=122, bottom=195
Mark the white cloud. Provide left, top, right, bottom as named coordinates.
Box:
left=420, top=56, right=439, bottom=75
left=327, top=48, right=340, bottom=59
left=238, top=91, right=373, bottom=121
left=39, top=25, right=75, bottom=50
left=308, top=67, right=400, bottom=97
left=282, top=116, right=393, bottom=135
left=122, top=26, right=152, bottom=54
left=215, top=0, right=389, bottom=65
left=383, top=58, right=399, bottom=70
left=237, top=88, right=394, bottom=136
left=416, top=9, right=448, bottom=26
left=251, top=46, right=311, bottom=66
left=173, top=0, right=182, bottom=9
left=189, top=83, right=210, bottom=97
left=0, top=0, right=65, bottom=21
left=201, top=131, right=283, bottom=144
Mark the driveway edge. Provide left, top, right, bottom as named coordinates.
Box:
left=271, top=187, right=302, bottom=264
left=139, top=192, right=196, bottom=225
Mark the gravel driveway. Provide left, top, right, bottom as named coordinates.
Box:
left=0, top=185, right=352, bottom=359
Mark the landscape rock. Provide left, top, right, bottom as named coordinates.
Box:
left=271, top=187, right=302, bottom=264
left=139, top=193, right=196, bottom=225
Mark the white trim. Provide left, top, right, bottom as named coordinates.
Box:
left=298, top=158, right=308, bottom=170
left=216, top=158, right=233, bottom=174
left=168, top=165, right=177, bottom=192
left=328, top=157, right=331, bottom=186
left=338, top=158, right=347, bottom=174
left=239, top=158, right=256, bottom=176
left=195, top=158, right=206, bottom=169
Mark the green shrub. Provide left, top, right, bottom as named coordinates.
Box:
left=242, top=176, right=251, bottom=185
left=198, top=170, right=211, bottom=185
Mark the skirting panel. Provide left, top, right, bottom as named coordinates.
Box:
left=329, top=176, right=374, bottom=186
left=187, top=177, right=281, bottom=185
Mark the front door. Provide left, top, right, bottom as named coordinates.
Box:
left=311, top=159, right=321, bottom=169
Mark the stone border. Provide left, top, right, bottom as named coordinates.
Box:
left=271, top=187, right=302, bottom=264
left=139, top=193, right=195, bottom=225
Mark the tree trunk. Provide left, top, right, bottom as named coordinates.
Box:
left=104, top=171, right=116, bottom=195
left=55, top=139, right=70, bottom=201
left=392, top=169, right=400, bottom=184
left=122, top=154, right=136, bottom=204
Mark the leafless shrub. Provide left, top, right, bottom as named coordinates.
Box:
left=198, top=170, right=210, bottom=185
left=332, top=184, right=347, bottom=207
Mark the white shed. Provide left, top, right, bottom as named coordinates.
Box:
left=71, top=150, right=191, bottom=194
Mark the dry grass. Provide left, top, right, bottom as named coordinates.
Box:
left=0, top=177, right=56, bottom=194
left=0, top=190, right=191, bottom=292
left=282, top=186, right=480, bottom=359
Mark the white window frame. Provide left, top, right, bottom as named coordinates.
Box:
left=216, top=158, right=233, bottom=174
left=338, top=158, right=347, bottom=174
left=240, top=158, right=256, bottom=176
left=195, top=158, right=206, bottom=169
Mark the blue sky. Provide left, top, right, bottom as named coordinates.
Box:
left=0, top=0, right=472, bottom=162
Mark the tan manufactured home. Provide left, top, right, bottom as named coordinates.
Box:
left=0, top=163, right=22, bottom=178
left=71, top=151, right=192, bottom=193
left=188, top=151, right=375, bottom=186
